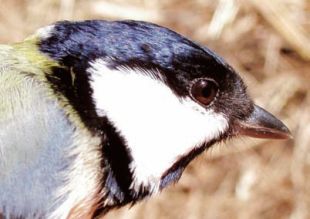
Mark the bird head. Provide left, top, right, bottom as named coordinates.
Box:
left=34, top=20, right=291, bottom=210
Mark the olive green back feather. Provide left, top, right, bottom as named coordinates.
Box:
left=0, top=37, right=86, bottom=129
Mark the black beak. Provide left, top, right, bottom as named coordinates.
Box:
left=235, top=104, right=292, bottom=139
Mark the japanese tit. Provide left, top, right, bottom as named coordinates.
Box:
left=0, top=20, right=291, bottom=219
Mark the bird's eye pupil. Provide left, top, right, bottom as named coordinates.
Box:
left=190, top=79, right=218, bottom=106
left=202, top=85, right=212, bottom=98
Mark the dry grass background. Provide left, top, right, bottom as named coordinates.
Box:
left=0, top=0, right=309, bottom=218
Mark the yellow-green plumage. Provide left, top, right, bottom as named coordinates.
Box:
left=0, top=37, right=103, bottom=219
left=0, top=40, right=52, bottom=118
left=0, top=38, right=87, bottom=129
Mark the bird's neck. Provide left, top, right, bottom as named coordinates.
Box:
left=12, top=38, right=59, bottom=72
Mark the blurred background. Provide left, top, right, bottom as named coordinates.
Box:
left=0, top=0, right=309, bottom=218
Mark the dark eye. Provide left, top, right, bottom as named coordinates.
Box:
left=190, top=79, right=218, bottom=106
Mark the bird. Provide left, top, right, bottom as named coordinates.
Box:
left=0, top=20, right=291, bottom=219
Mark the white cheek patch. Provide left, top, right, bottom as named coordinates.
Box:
left=89, top=59, right=229, bottom=193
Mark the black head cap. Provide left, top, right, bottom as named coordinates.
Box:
left=39, top=20, right=253, bottom=125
